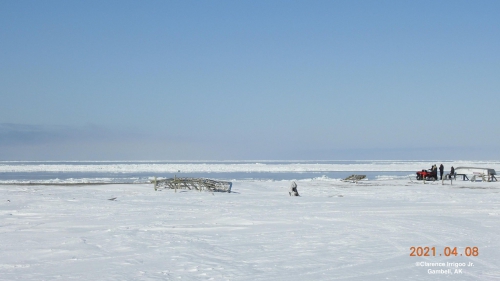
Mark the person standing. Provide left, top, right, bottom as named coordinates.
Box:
left=439, top=164, right=444, bottom=180
left=450, top=166, right=455, bottom=180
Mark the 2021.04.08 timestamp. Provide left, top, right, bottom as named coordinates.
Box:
left=410, top=247, right=478, bottom=257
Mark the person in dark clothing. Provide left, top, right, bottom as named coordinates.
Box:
left=439, top=164, right=444, bottom=180
left=450, top=166, right=455, bottom=180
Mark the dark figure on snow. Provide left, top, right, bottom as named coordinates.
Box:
left=450, top=166, right=455, bottom=180
left=289, top=181, right=299, bottom=196
left=439, top=164, right=444, bottom=180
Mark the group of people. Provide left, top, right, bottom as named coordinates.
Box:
left=291, top=163, right=458, bottom=196
left=432, top=164, right=455, bottom=180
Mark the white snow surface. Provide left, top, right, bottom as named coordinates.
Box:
left=1, top=179, right=499, bottom=280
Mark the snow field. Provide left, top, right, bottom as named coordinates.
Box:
left=0, top=179, right=499, bottom=280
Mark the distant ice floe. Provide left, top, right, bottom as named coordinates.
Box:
left=298, top=175, right=342, bottom=182
left=2, top=161, right=500, bottom=184
left=1, top=161, right=499, bottom=173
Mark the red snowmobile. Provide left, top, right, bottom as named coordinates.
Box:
left=416, top=169, right=438, bottom=181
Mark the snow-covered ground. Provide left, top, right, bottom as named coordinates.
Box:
left=1, top=178, right=499, bottom=280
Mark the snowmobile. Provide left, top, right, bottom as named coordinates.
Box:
left=416, top=169, right=438, bottom=181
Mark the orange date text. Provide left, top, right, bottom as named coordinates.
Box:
left=409, top=247, right=478, bottom=257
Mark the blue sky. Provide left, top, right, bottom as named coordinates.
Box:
left=1, top=1, right=499, bottom=160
